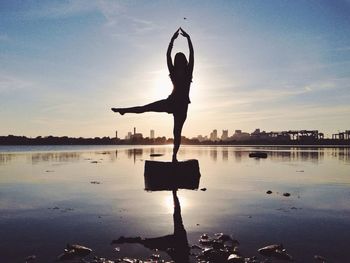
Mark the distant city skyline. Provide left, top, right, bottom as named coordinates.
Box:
left=0, top=1, right=349, bottom=138
left=115, top=127, right=349, bottom=141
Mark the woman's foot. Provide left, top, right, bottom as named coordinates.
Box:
left=111, top=108, right=126, bottom=115
left=172, top=155, right=178, bottom=162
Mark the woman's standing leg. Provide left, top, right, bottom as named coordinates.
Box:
left=112, top=99, right=169, bottom=115
left=172, top=108, right=187, bottom=162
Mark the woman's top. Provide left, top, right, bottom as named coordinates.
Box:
left=168, top=69, right=192, bottom=104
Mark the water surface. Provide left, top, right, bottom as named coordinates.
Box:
left=0, top=145, right=349, bottom=262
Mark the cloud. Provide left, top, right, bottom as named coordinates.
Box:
left=96, top=1, right=160, bottom=37
left=22, top=0, right=99, bottom=19
left=0, top=74, right=33, bottom=93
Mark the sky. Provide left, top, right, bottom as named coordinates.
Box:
left=0, top=0, right=349, bottom=139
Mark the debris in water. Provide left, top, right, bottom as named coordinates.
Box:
left=150, top=153, right=164, bottom=157
left=90, top=181, right=101, bottom=184
left=249, top=152, right=268, bottom=158
left=283, top=192, right=291, bottom=197
left=266, top=190, right=272, bottom=194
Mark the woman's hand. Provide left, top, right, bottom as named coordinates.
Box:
left=171, top=28, right=180, bottom=42
left=180, top=27, right=190, bottom=38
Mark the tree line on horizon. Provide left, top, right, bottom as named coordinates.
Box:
left=0, top=134, right=349, bottom=146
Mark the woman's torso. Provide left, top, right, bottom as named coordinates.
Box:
left=168, top=69, right=192, bottom=104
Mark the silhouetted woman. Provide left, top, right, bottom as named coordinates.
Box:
left=112, top=28, right=194, bottom=162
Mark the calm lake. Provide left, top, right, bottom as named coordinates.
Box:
left=0, top=145, right=349, bottom=262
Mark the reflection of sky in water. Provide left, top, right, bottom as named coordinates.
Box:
left=0, top=146, right=350, bottom=262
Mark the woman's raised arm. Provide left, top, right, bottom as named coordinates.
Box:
left=167, top=29, right=180, bottom=73
left=180, top=28, right=194, bottom=76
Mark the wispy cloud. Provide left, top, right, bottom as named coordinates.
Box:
left=96, top=1, right=160, bottom=37
left=22, top=0, right=98, bottom=19
left=0, top=74, right=33, bottom=93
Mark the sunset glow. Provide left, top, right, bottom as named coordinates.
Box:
left=0, top=1, right=349, bottom=138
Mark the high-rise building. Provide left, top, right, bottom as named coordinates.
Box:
left=126, top=132, right=132, bottom=140
left=210, top=129, right=218, bottom=141
left=221, top=130, right=228, bottom=141
left=150, top=129, right=155, bottom=139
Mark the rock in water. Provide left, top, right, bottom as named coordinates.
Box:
left=66, top=244, right=92, bottom=256
left=258, top=244, right=293, bottom=261
left=258, top=244, right=283, bottom=256
left=57, top=244, right=92, bottom=261
left=144, top=159, right=201, bottom=191
left=249, top=152, right=268, bottom=158
left=227, top=254, right=245, bottom=263
left=150, top=153, right=164, bottom=157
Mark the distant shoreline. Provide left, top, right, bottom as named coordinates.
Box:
left=1, top=135, right=349, bottom=146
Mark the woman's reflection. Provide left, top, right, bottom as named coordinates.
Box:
left=111, top=190, right=190, bottom=262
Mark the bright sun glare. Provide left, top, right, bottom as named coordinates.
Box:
left=163, top=194, right=188, bottom=213
left=152, top=69, right=172, bottom=98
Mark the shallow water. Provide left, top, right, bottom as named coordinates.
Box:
left=0, top=145, right=349, bottom=262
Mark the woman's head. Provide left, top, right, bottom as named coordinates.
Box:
left=174, top=52, right=188, bottom=70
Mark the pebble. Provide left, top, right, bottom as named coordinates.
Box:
left=258, top=244, right=284, bottom=256
left=227, top=253, right=244, bottom=263
left=258, top=244, right=293, bottom=261
left=57, top=244, right=92, bottom=261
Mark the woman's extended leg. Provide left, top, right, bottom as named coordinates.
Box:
left=172, top=111, right=187, bottom=162
left=112, top=99, right=169, bottom=115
